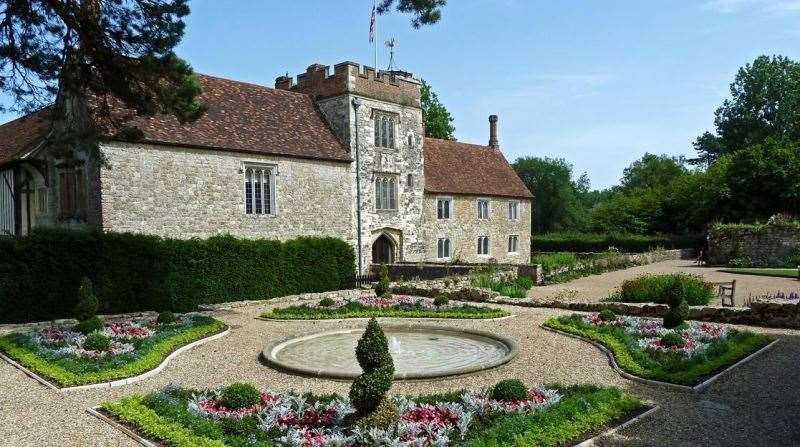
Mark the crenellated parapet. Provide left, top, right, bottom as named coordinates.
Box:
left=275, top=62, right=421, bottom=108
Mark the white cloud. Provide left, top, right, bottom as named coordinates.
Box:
left=703, top=0, right=800, bottom=13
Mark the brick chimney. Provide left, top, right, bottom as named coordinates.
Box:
left=488, top=115, right=499, bottom=149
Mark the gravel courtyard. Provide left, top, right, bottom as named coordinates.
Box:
left=1, top=263, right=799, bottom=446
left=528, top=259, right=799, bottom=307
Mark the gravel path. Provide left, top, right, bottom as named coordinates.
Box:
left=1, top=299, right=799, bottom=446
left=528, top=259, right=800, bottom=306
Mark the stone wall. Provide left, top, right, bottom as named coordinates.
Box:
left=390, top=268, right=517, bottom=302
left=421, top=194, right=532, bottom=265
left=499, top=298, right=800, bottom=329
left=381, top=262, right=541, bottom=282
left=708, top=224, right=800, bottom=266
left=317, top=90, right=427, bottom=272
left=99, top=142, right=355, bottom=243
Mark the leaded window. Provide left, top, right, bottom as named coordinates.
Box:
left=477, top=236, right=490, bottom=255
left=374, top=114, right=396, bottom=149
left=375, top=176, right=397, bottom=210
left=508, top=201, right=519, bottom=220
left=508, top=235, right=519, bottom=253
left=437, top=238, right=451, bottom=259
left=477, top=199, right=489, bottom=219
left=437, top=197, right=452, bottom=219
left=244, top=166, right=274, bottom=215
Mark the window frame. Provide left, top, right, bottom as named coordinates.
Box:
left=477, top=236, right=490, bottom=256
left=374, top=174, right=398, bottom=211
left=243, top=164, right=277, bottom=216
left=437, top=196, right=453, bottom=220
left=508, top=200, right=520, bottom=220
left=373, top=112, right=397, bottom=150
left=508, top=235, right=520, bottom=254
left=56, top=162, right=86, bottom=222
left=477, top=198, right=490, bottom=220
left=437, top=237, right=451, bottom=260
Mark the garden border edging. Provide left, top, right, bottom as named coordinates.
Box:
left=0, top=326, right=229, bottom=391
left=541, top=325, right=779, bottom=393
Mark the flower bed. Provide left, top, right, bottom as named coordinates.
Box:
left=100, top=383, right=642, bottom=447
left=261, top=294, right=510, bottom=320
left=0, top=314, right=226, bottom=387
left=544, top=313, right=773, bottom=386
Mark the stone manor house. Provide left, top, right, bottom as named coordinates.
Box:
left=0, top=61, right=532, bottom=272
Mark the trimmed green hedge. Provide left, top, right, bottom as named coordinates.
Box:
left=532, top=232, right=703, bottom=253
left=0, top=229, right=355, bottom=323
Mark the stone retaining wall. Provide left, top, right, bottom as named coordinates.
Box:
left=538, top=249, right=690, bottom=284
left=708, top=224, right=800, bottom=266
left=499, top=299, right=800, bottom=329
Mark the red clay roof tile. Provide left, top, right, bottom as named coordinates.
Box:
left=423, top=137, right=533, bottom=199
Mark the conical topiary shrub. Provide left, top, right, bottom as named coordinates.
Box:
left=347, top=318, right=398, bottom=428
left=374, top=264, right=392, bottom=298
left=663, top=277, right=688, bottom=329
left=74, top=277, right=103, bottom=334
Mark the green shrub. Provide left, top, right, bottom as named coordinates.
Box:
left=663, top=299, right=689, bottom=329
left=374, top=264, right=391, bottom=298
left=74, top=277, right=99, bottom=322
left=515, top=276, right=534, bottom=290
left=157, top=311, right=177, bottom=324
left=530, top=252, right=578, bottom=271
left=617, top=274, right=713, bottom=306
left=75, top=316, right=104, bottom=335
left=220, top=383, right=262, bottom=409
left=433, top=295, right=449, bottom=306
left=83, top=332, right=111, bottom=351
left=319, top=297, right=335, bottom=307
left=0, top=229, right=355, bottom=323
left=349, top=318, right=395, bottom=418
left=532, top=232, right=703, bottom=253
left=598, top=309, right=616, bottom=322
left=660, top=332, right=685, bottom=348
left=491, top=379, right=529, bottom=401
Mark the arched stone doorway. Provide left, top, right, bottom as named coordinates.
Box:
left=372, top=234, right=395, bottom=264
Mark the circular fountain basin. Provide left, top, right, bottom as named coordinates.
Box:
left=262, top=325, right=518, bottom=379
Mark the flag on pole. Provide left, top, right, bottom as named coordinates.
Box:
left=369, top=3, right=377, bottom=42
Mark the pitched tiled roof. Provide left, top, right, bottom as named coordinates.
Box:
left=0, top=74, right=351, bottom=167
left=110, top=74, right=351, bottom=162
left=0, top=109, right=52, bottom=166
left=423, top=138, right=533, bottom=199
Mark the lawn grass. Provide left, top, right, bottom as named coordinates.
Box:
left=718, top=268, right=799, bottom=279
left=0, top=318, right=226, bottom=387
left=544, top=315, right=773, bottom=386
left=101, top=384, right=643, bottom=447
left=261, top=303, right=510, bottom=320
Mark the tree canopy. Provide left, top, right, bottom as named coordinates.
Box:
left=378, top=0, right=446, bottom=28
left=693, top=55, right=800, bottom=165
left=512, top=157, right=588, bottom=233
left=420, top=79, right=455, bottom=140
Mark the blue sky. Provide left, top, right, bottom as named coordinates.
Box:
left=4, top=0, right=800, bottom=188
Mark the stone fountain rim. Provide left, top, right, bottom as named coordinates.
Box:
left=260, top=324, right=520, bottom=380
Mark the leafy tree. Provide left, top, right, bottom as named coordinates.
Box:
left=512, top=157, right=588, bottom=233
left=621, top=153, right=688, bottom=191
left=420, top=79, right=455, bottom=139
left=693, top=55, right=800, bottom=164
left=377, top=0, right=446, bottom=28
left=722, top=138, right=800, bottom=220
left=0, top=0, right=205, bottom=157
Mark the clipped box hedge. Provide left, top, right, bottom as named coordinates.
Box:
left=532, top=232, right=704, bottom=253
left=0, top=229, right=355, bottom=323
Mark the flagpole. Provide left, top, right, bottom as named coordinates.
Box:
left=373, top=0, right=378, bottom=71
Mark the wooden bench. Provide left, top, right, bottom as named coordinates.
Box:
left=713, top=280, right=736, bottom=307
